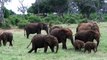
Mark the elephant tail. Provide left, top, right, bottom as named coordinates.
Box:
left=55, top=44, right=59, bottom=53
left=27, top=41, right=32, bottom=48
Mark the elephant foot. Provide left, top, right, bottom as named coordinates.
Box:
left=28, top=51, right=32, bottom=53
left=28, top=49, right=33, bottom=53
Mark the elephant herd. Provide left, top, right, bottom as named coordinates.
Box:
left=24, top=22, right=100, bottom=53
left=0, top=22, right=100, bottom=53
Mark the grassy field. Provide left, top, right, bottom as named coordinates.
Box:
left=0, top=22, right=107, bottom=60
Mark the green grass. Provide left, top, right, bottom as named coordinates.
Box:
left=0, top=22, right=107, bottom=60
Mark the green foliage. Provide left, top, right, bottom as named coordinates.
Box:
left=74, top=0, right=104, bottom=18
left=27, top=0, right=68, bottom=14
left=8, top=15, right=24, bottom=26
left=42, top=14, right=62, bottom=24
left=1, top=13, right=107, bottom=29
left=17, top=19, right=29, bottom=29
left=3, top=7, right=15, bottom=18
left=0, top=19, right=11, bottom=29
left=27, top=14, right=42, bottom=23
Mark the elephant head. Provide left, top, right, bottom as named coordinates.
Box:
left=40, top=23, right=48, bottom=34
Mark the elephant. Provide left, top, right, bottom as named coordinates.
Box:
left=74, top=40, right=84, bottom=51
left=27, top=34, right=59, bottom=53
left=75, top=30, right=100, bottom=47
left=0, top=31, right=13, bottom=46
left=49, top=26, right=62, bottom=33
left=84, top=41, right=97, bottom=53
left=24, top=22, right=48, bottom=38
left=76, top=22, right=100, bottom=34
left=50, top=28, right=73, bottom=49
left=48, top=23, right=62, bottom=33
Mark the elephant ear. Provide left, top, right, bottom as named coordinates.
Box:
left=63, top=28, right=73, bottom=36
left=60, top=28, right=72, bottom=37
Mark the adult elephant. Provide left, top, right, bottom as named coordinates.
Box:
left=0, top=31, right=13, bottom=46
left=76, top=22, right=100, bottom=33
left=49, top=26, right=62, bottom=33
left=75, top=30, right=100, bottom=47
left=24, top=22, right=48, bottom=38
left=50, top=28, right=74, bottom=49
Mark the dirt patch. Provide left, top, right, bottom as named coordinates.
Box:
left=0, top=29, right=23, bottom=33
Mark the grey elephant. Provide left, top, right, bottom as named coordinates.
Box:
left=50, top=28, right=73, bottom=49
left=0, top=31, right=13, bottom=46
left=24, top=22, right=48, bottom=38
left=27, top=34, right=59, bottom=53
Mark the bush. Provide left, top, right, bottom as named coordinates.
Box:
left=0, top=19, right=11, bottom=29
left=4, top=13, right=107, bottom=29
left=42, top=14, right=62, bottom=24
left=27, top=14, right=42, bottom=23
left=17, top=20, right=29, bottom=29
left=8, top=15, right=24, bottom=25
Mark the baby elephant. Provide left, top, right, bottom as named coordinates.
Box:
left=74, top=40, right=84, bottom=51
left=27, top=34, right=59, bottom=53
left=84, top=41, right=97, bottom=53
left=0, top=31, right=13, bottom=46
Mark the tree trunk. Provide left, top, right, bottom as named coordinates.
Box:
left=0, top=1, right=4, bottom=23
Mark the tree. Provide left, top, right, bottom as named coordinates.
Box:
left=3, top=7, right=15, bottom=18
left=18, top=0, right=27, bottom=14
left=27, top=0, right=68, bottom=15
left=74, top=0, right=104, bottom=19
left=0, top=0, right=11, bottom=23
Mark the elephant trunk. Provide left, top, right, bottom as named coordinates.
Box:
left=96, top=38, right=100, bottom=47
left=69, top=36, right=74, bottom=47
left=95, top=31, right=100, bottom=47
left=55, top=44, right=59, bottom=53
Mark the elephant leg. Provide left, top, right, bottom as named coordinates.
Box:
left=44, top=46, right=48, bottom=53
left=84, top=49, right=86, bottom=53
left=0, top=40, right=2, bottom=46
left=93, top=48, right=97, bottom=53
left=50, top=46, right=54, bottom=52
left=44, top=44, right=48, bottom=53
left=37, top=31, right=41, bottom=34
left=28, top=44, right=35, bottom=53
left=27, top=33, right=30, bottom=39
left=3, top=40, right=6, bottom=46
left=34, top=48, right=37, bottom=53
left=28, top=48, right=34, bottom=53
left=9, top=41, right=13, bottom=46
left=62, top=40, right=67, bottom=49
left=88, top=49, right=91, bottom=53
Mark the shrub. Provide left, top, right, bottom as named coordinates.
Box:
left=42, top=14, right=62, bottom=24
left=0, top=19, right=11, bottom=29
left=17, top=20, right=29, bottom=29
left=27, top=14, right=42, bottom=23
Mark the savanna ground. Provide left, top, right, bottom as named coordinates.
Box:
left=0, top=22, right=107, bottom=60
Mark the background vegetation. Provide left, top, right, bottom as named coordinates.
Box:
left=0, top=13, right=107, bottom=29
